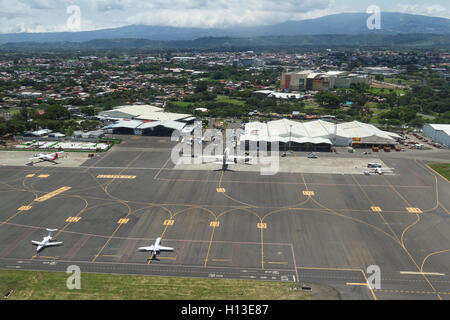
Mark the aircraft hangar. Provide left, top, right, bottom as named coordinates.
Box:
left=239, top=119, right=401, bottom=151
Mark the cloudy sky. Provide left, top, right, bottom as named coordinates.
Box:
left=0, top=0, right=449, bottom=33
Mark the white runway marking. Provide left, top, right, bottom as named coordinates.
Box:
left=400, top=271, right=445, bottom=276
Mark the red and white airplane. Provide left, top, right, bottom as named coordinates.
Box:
left=29, top=151, right=63, bottom=164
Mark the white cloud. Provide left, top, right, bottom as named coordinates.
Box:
left=0, top=0, right=448, bottom=33
left=396, top=3, right=449, bottom=18
left=127, top=0, right=334, bottom=28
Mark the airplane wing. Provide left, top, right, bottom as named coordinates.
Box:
left=158, top=246, right=173, bottom=251
left=31, top=240, right=43, bottom=245
left=138, top=246, right=155, bottom=251
left=213, top=161, right=235, bottom=165
left=202, top=155, right=223, bottom=160
left=29, top=157, right=41, bottom=160
left=228, top=155, right=251, bottom=161
left=200, top=156, right=224, bottom=164
left=47, top=241, right=63, bottom=246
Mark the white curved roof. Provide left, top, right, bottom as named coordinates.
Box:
left=241, top=119, right=398, bottom=145
left=99, top=104, right=191, bottom=122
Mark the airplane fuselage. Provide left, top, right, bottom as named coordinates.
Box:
left=31, top=229, right=61, bottom=252
left=138, top=237, right=173, bottom=259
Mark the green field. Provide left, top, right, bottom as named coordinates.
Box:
left=368, top=88, right=407, bottom=95
left=215, top=97, right=246, bottom=106
left=382, top=77, right=420, bottom=87
left=428, top=163, right=450, bottom=181
left=6, top=108, right=21, bottom=116
left=169, top=101, right=194, bottom=107
left=0, top=270, right=339, bottom=300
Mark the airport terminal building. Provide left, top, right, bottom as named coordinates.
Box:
left=240, top=119, right=400, bottom=151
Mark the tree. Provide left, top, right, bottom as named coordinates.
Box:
left=194, top=81, right=207, bottom=94
left=315, top=91, right=341, bottom=106
left=43, top=104, right=71, bottom=120
left=406, top=64, right=419, bottom=73
left=81, top=106, right=96, bottom=116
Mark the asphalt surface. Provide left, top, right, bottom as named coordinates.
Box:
left=0, top=135, right=449, bottom=300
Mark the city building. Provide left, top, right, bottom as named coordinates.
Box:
left=232, top=57, right=264, bottom=68
left=361, top=67, right=402, bottom=76
left=253, top=90, right=304, bottom=99
left=280, top=70, right=371, bottom=91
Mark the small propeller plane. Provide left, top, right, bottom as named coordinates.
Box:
left=137, top=237, right=173, bottom=260
left=365, top=163, right=383, bottom=175
left=201, top=147, right=252, bottom=171
left=29, top=152, right=63, bottom=165
left=31, top=228, right=62, bottom=253
left=364, top=167, right=383, bottom=175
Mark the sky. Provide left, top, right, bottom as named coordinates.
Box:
left=0, top=0, right=449, bottom=33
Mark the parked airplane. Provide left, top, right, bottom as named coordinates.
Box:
left=138, top=237, right=173, bottom=259
left=202, top=147, right=251, bottom=171
left=373, top=167, right=383, bottom=175
left=31, top=228, right=62, bottom=253
left=29, top=152, right=63, bottom=164
left=180, top=137, right=193, bottom=145
left=364, top=167, right=383, bottom=175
